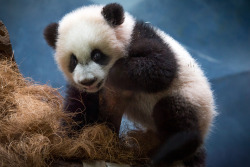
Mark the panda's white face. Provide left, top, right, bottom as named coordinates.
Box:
left=53, top=5, right=134, bottom=93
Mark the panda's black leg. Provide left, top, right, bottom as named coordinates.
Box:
left=151, top=95, right=204, bottom=166
left=99, top=108, right=123, bottom=134
left=63, top=85, right=99, bottom=132
left=98, top=89, right=124, bottom=134
left=183, top=147, right=206, bottom=167
left=107, top=21, right=178, bottom=93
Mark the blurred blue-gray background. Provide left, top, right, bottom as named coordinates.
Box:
left=0, top=0, right=249, bottom=166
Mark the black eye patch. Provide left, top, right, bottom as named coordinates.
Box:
left=69, top=54, right=78, bottom=73
left=91, top=49, right=110, bottom=65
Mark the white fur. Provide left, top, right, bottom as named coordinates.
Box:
left=124, top=29, right=217, bottom=139
left=156, top=29, right=217, bottom=137
left=54, top=4, right=216, bottom=140
left=54, top=5, right=135, bottom=92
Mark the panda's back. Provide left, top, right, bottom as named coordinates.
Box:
left=122, top=25, right=216, bottom=137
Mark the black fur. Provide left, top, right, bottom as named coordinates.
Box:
left=101, top=3, right=124, bottom=27
left=91, top=49, right=110, bottom=65
left=183, top=147, right=206, bottom=167
left=69, top=54, right=78, bottom=73
left=64, top=85, right=99, bottom=131
left=44, top=5, right=207, bottom=166
left=152, top=96, right=203, bottom=166
left=43, top=22, right=58, bottom=49
left=97, top=79, right=104, bottom=88
left=107, top=21, right=177, bottom=93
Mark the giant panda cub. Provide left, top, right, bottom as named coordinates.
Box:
left=44, top=3, right=216, bottom=166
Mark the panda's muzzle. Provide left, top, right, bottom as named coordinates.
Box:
left=80, top=77, right=97, bottom=87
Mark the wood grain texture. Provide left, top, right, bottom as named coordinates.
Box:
left=0, top=21, right=14, bottom=61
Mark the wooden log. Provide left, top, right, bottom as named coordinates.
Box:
left=0, top=21, right=14, bottom=61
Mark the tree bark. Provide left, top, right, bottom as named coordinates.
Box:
left=0, top=21, right=14, bottom=62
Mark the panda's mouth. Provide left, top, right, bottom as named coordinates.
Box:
left=84, top=79, right=104, bottom=92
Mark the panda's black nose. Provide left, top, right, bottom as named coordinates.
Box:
left=80, top=78, right=97, bottom=86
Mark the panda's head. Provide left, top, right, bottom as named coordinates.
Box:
left=44, top=3, right=134, bottom=93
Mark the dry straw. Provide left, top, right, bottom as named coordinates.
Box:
left=0, top=59, right=153, bottom=167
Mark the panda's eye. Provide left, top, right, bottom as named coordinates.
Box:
left=91, top=49, right=110, bottom=65
left=92, top=52, right=102, bottom=62
left=69, top=54, right=78, bottom=73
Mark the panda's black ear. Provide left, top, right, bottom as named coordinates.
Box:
left=101, top=3, right=124, bottom=27
left=43, top=22, right=58, bottom=49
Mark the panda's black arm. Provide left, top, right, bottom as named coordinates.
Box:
left=63, top=85, right=99, bottom=131
left=108, top=31, right=177, bottom=93
left=152, top=95, right=205, bottom=166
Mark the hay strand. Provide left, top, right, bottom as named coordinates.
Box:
left=0, top=59, right=152, bottom=166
